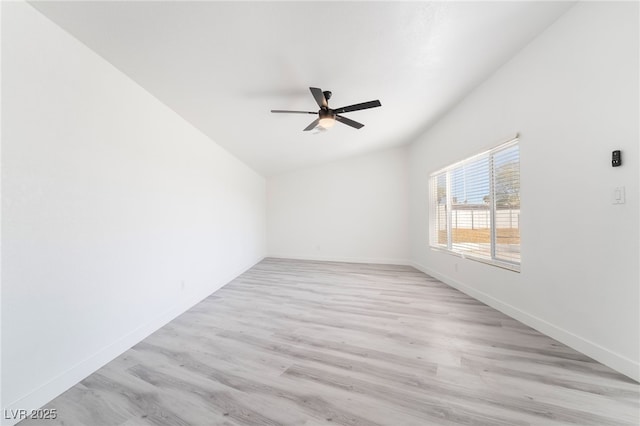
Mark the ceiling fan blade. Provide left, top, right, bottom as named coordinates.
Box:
left=332, top=100, right=381, bottom=114
left=303, top=118, right=321, bottom=131
left=309, top=87, right=328, bottom=108
left=271, top=110, right=317, bottom=114
left=335, top=114, right=364, bottom=129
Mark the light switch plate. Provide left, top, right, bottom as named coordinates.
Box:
left=613, top=186, right=626, bottom=204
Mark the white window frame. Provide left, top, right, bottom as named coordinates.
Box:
left=429, top=137, right=520, bottom=272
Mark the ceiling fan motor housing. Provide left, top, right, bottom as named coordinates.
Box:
left=319, top=109, right=335, bottom=120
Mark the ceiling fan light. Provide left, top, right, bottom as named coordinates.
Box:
left=318, top=117, right=336, bottom=129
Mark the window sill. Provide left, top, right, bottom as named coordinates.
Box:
left=429, top=246, right=521, bottom=273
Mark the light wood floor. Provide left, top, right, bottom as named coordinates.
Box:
left=20, top=258, right=639, bottom=425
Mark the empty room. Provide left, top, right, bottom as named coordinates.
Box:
left=1, top=1, right=638, bottom=425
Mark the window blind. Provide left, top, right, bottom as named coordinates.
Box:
left=492, top=143, right=520, bottom=263
left=429, top=138, right=520, bottom=270
left=430, top=173, right=448, bottom=248
left=450, top=154, right=491, bottom=260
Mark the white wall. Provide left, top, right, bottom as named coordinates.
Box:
left=268, top=147, right=409, bottom=265
left=0, top=0, right=3, bottom=416
left=1, top=2, right=266, bottom=421
left=409, top=2, right=639, bottom=380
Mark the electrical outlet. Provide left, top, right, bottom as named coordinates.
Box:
left=180, top=280, right=186, bottom=291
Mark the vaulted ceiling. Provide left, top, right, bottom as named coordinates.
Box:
left=31, top=1, right=574, bottom=176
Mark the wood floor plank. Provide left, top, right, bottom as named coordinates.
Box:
left=18, top=258, right=639, bottom=425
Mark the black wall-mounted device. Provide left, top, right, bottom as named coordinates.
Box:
left=612, top=150, right=621, bottom=167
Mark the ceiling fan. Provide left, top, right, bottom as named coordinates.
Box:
left=271, top=87, right=381, bottom=131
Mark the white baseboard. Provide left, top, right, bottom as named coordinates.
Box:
left=1, top=257, right=264, bottom=426
left=268, top=253, right=411, bottom=266
left=410, top=261, right=639, bottom=383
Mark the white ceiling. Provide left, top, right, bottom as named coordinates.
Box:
left=31, top=1, right=574, bottom=176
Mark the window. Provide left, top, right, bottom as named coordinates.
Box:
left=429, top=138, right=520, bottom=271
